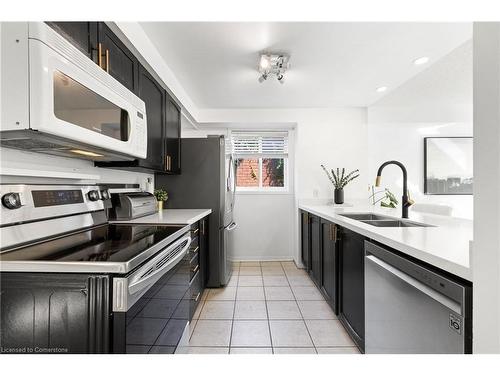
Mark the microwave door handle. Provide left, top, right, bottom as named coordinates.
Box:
left=128, top=236, right=191, bottom=295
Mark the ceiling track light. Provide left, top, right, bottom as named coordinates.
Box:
left=258, top=53, right=290, bottom=84
left=413, top=56, right=430, bottom=65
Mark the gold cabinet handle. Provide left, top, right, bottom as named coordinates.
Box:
left=165, top=155, right=171, bottom=171
left=191, top=264, right=199, bottom=274
left=191, top=228, right=199, bottom=235
left=190, top=246, right=199, bottom=255
left=98, top=43, right=103, bottom=69
left=192, top=292, right=201, bottom=302
left=105, top=49, right=109, bottom=73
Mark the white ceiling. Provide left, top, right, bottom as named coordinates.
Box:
left=140, top=22, right=472, bottom=109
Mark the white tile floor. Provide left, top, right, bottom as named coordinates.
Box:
left=178, top=261, right=360, bottom=354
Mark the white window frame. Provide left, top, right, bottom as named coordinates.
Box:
left=231, top=131, right=290, bottom=194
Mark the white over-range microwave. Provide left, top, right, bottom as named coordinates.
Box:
left=0, top=22, right=147, bottom=161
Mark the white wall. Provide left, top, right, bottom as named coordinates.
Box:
left=0, top=147, right=154, bottom=190
left=231, top=193, right=295, bottom=261
left=367, top=40, right=473, bottom=219
left=472, top=22, right=500, bottom=353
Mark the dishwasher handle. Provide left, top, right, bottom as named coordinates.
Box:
left=366, top=254, right=462, bottom=314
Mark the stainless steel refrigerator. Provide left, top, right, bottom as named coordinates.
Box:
left=156, top=136, right=236, bottom=287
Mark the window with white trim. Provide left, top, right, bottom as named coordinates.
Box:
left=231, top=131, right=289, bottom=192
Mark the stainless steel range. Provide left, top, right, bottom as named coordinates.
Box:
left=0, top=184, right=195, bottom=354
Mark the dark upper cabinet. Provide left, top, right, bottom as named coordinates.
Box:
left=321, top=219, right=339, bottom=315
left=137, top=65, right=167, bottom=170
left=339, top=226, right=365, bottom=352
left=309, top=214, right=322, bottom=287
left=46, top=22, right=99, bottom=62
left=301, top=211, right=311, bottom=270
left=165, top=98, right=181, bottom=174
left=47, top=21, right=181, bottom=174
left=98, top=23, right=138, bottom=93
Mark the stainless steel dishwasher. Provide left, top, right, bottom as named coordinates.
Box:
left=364, top=241, right=472, bottom=354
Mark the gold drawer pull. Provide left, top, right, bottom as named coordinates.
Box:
left=98, top=43, right=103, bottom=69
left=191, top=264, right=199, bottom=274
left=192, top=292, right=201, bottom=302
left=191, top=228, right=199, bottom=235
left=190, top=246, right=199, bottom=255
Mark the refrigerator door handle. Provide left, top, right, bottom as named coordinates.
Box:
left=226, top=222, right=238, bottom=231
left=231, top=155, right=237, bottom=208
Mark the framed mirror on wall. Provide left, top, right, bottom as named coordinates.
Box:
left=424, top=137, right=473, bottom=195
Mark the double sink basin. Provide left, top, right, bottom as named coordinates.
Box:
left=339, top=213, right=434, bottom=228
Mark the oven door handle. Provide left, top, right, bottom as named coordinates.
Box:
left=128, top=235, right=192, bottom=295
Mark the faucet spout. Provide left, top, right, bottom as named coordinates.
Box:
left=375, top=160, right=412, bottom=219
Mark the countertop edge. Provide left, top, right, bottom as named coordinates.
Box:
left=110, top=209, right=213, bottom=225
left=299, top=204, right=472, bottom=282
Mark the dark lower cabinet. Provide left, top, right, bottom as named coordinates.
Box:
left=339, top=227, right=365, bottom=352
left=300, top=211, right=311, bottom=270
left=199, top=217, right=209, bottom=287
left=188, top=218, right=208, bottom=320
left=0, top=273, right=110, bottom=353
left=46, top=22, right=98, bottom=62
left=309, top=214, right=322, bottom=287
left=321, top=219, right=339, bottom=314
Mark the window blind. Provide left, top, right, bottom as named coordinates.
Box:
left=231, top=132, right=289, bottom=156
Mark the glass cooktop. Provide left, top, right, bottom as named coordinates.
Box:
left=0, top=224, right=185, bottom=263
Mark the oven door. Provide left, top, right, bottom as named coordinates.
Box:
left=28, top=29, right=147, bottom=159
left=112, top=234, right=192, bottom=354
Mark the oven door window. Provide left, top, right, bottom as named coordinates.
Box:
left=53, top=70, right=130, bottom=141
left=121, top=251, right=191, bottom=354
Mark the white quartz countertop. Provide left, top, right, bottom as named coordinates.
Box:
left=111, top=209, right=212, bottom=226
left=299, top=203, right=473, bottom=281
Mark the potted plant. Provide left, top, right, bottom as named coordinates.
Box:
left=369, top=185, right=399, bottom=208
left=321, top=165, right=360, bottom=204
left=154, top=189, right=168, bottom=211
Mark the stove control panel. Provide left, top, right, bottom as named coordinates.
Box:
left=0, top=185, right=107, bottom=226
left=32, top=190, right=84, bottom=207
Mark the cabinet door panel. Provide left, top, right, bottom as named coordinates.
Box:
left=199, top=218, right=208, bottom=288
left=339, top=227, right=365, bottom=350
left=301, top=212, right=311, bottom=270
left=165, top=98, right=181, bottom=174
left=321, top=220, right=338, bottom=314
left=46, top=22, right=98, bottom=62
left=138, top=65, right=166, bottom=171
left=99, top=23, right=138, bottom=92
left=309, top=214, right=321, bottom=286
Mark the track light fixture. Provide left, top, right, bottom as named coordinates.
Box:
left=258, top=53, right=290, bottom=84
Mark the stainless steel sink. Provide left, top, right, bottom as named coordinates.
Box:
left=339, top=213, right=393, bottom=221
left=360, top=219, right=434, bottom=228
left=338, top=212, right=434, bottom=227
